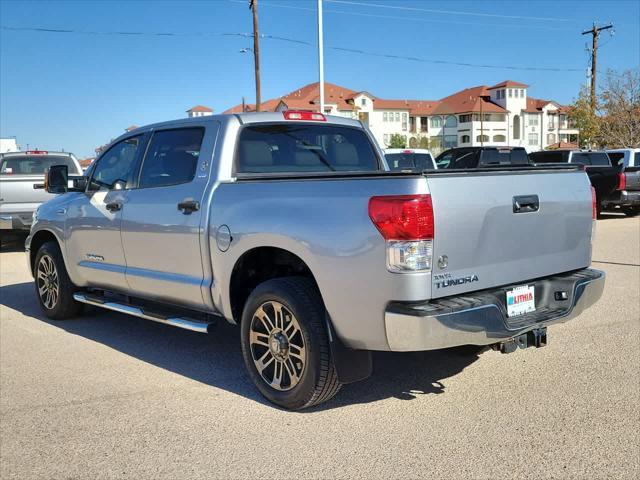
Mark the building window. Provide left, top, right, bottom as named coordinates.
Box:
left=520, top=89, right=525, bottom=98
left=513, top=115, right=521, bottom=139
left=420, top=116, right=429, bottom=132
left=460, top=135, right=470, bottom=144
left=476, top=134, right=489, bottom=142
left=547, top=133, right=556, bottom=145
left=444, top=135, right=457, bottom=148
left=395, top=112, right=400, bottom=122
left=459, top=114, right=472, bottom=123
left=508, top=89, right=512, bottom=98
left=445, top=115, right=457, bottom=127
left=361, top=98, right=366, bottom=106
left=383, top=112, right=388, bottom=122
left=493, top=134, right=506, bottom=142
left=402, top=112, right=408, bottom=131
left=528, top=114, right=539, bottom=126
left=548, top=115, right=555, bottom=129
left=430, top=116, right=442, bottom=128
left=528, top=133, right=539, bottom=146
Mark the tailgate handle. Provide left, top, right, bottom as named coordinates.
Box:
left=513, top=195, right=539, bottom=213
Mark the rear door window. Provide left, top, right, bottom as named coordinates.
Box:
left=607, top=152, right=625, bottom=166
left=138, top=128, right=204, bottom=188
left=0, top=155, right=80, bottom=175
left=237, top=124, right=380, bottom=173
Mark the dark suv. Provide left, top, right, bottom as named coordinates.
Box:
left=435, top=147, right=529, bottom=169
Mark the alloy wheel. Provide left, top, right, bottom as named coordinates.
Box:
left=36, top=254, right=59, bottom=310
left=249, top=301, right=306, bottom=391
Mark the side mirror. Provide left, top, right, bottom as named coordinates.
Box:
left=45, top=165, right=69, bottom=194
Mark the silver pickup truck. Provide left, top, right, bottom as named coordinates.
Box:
left=0, top=150, right=82, bottom=233
left=26, top=111, right=605, bottom=409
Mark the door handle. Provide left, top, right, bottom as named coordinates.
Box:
left=177, top=199, right=200, bottom=214
left=105, top=201, right=122, bottom=212
left=513, top=195, right=539, bottom=213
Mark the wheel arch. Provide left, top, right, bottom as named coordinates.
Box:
left=29, top=229, right=62, bottom=276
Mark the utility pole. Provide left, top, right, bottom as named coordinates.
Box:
left=582, top=22, right=613, bottom=112
left=317, top=0, right=325, bottom=113
left=249, top=0, right=261, bottom=111
left=480, top=99, right=484, bottom=147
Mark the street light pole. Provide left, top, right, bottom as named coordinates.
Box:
left=317, top=0, right=325, bottom=113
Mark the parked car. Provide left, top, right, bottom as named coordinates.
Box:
left=529, top=149, right=633, bottom=216
left=604, top=149, right=640, bottom=216
left=435, top=146, right=529, bottom=169
left=0, top=150, right=82, bottom=233
left=384, top=148, right=436, bottom=171
left=27, top=111, right=604, bottom=409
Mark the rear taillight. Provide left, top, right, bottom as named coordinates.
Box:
left=616, top=172, right=626, bottom=191
left=369, top=194, right=434, bottom=272
left=591, top=186, right=597, bottom=220
left=283, top=110, right=326, bottom=121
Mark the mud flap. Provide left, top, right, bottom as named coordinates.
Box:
left=325, top=315, right=372, bottom=384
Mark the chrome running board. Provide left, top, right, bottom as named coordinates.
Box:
left=73, top=293, right=213, bottom=333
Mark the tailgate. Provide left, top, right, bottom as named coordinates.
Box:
left=426, top=169, right=593, bottom=299
left=0, top=176, right=54, bottom=214
left=624, top=167, right=640, bottom=191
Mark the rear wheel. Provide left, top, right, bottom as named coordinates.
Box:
left=34, top=241, right=83, bottom=319
left=240, top=277, right=341, bottom=410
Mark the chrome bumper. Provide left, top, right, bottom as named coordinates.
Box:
left=0, top=213, right=33, bottom=230
left=385, top=268, right=605, bottom=352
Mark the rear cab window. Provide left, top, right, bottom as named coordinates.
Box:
left=0, top=155, right=80, bottom=175
left=479, top=149, right=529, bottom=166
left=386, top=152, right=435, bottom=171
left=571, top=152, right=610, bottom=166
left=236, top=123, right=380, bottom=174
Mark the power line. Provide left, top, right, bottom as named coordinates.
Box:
left=247, top=0, right=569, bottom=31
left=1, top=25, right=585, bottom=73
left=325, top=0, right=576, bottom=23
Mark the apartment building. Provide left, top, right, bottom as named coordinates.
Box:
left=223, top=81, right=578, bottom=153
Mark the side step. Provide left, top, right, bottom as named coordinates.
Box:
left=73, top=293, right=214, bottom=333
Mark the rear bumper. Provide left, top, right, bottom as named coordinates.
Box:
left=0, top=212, right=33, bottom=230
left=602, top=190, right=640, bottom=208
left=384, top=268, right=605, bottom=351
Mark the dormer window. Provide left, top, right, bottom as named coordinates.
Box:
left=361, top=98, right=366, bottom=106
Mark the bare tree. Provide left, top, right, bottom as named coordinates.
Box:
left=598, top=69, right=640, bottom=148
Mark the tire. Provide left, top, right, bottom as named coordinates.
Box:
left=240, top=277, right=341, bottom=410
left=623, top=207, right=639, bottom=217
left=34, top=241, right=83, bottom=320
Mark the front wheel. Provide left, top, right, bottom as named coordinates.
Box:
left=34, top=241, right=83, bottom=320
left=240, top=277, right=341, bottom=410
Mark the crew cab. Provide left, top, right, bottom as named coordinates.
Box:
left=435, top=146, right=529, bottom=169
left=529, top=149, right=627, bottom=216
left=0, top=150, right=82, bottom=232
left=26, top=111, right=605, bottom=409
left=384, top=148, right=436, bottom=171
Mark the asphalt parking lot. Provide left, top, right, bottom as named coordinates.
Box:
left=1, top=215, right=638, bottom=479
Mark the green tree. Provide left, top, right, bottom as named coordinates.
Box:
left=389, top=134, right=407, bottom=148
left=569, top=85, right=600, bottom=148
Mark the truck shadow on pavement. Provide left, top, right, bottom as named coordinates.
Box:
left=0, top=281, right=482, bottom=411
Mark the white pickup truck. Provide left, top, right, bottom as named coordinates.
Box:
left=27, top=112, right=605, bottom=409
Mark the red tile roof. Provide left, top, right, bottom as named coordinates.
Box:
left=223, top=81, right=567, bottom=118
left=431, top=86, right=506, bottom=115
left=488, top=80, right=529, bottom=90
left=547, top=141, right=579, bottom=150
left=187, top=105, right=213, bottom=113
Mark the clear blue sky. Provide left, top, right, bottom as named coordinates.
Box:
left=1, top=0, right=638, bottom=157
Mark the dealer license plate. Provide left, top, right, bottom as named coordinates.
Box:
left=506, top=285, right=536, bottom=317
